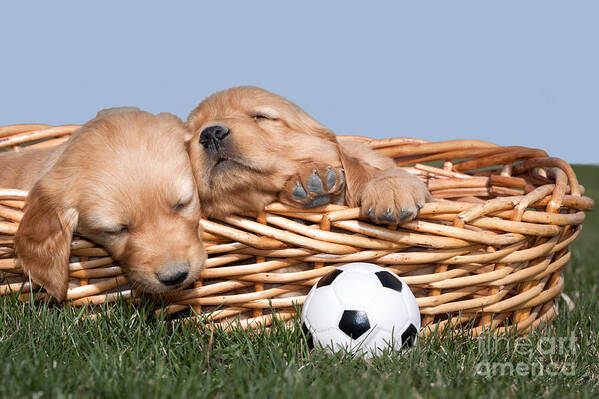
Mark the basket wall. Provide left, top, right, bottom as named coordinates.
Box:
left=0, top=124, right=594, bottom=336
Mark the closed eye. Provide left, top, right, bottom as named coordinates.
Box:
left=173, top=197, right=192, bottom=212
left=104, top=225, right=130, bottom=235
left=250, top=112, right=279, bottom=121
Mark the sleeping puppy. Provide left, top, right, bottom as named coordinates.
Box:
left=186, top=86, right=430, bottom=221
left=0, top=109, right=205, bottom=300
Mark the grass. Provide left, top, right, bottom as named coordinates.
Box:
left=1, top=165, right=598, bottom=399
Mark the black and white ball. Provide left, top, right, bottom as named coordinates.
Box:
left=301, top=262, right=420, bottom=357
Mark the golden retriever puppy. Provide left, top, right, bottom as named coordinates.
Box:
left=186, top=86, right=430, bottom=222
left=0, top=109, right=206, bottom=301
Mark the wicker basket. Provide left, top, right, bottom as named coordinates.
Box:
left=0, top=124, right=594, bottom=336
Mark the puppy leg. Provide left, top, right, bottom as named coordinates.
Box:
left=359, top=167, right=431, bottom=224
left=338, top=142, right=431, bottom=224
left=279, top=162, right=345, bottom=208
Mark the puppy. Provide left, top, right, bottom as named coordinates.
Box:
left=186, top=86, right=430, bottom=221
left=1, top=109, right=206, bottom=301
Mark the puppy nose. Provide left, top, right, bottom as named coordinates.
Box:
left=199, top=125, right=230, bottom=150
left=156, top=263, right=189, bottom=286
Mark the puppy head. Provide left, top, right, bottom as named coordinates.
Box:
left=15, top=111, right=206, bottom=300
left=186, top=86, right=342, bottom=217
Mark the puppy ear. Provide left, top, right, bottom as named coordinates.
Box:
left=337, top=147, right=380, bottom=207
left=96, top=106, right=141, bottom=118
left=14, top=183, right=78, bottom=301
left=156, top=112, right=195, bottom=142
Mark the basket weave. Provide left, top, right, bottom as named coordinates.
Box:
left=0, top=123, right=594, bottom=336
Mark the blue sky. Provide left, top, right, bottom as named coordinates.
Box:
left=1, top=1, right=597, bottom=163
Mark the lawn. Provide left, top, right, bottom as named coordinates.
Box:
left=1, top=166, right=597, bottom=399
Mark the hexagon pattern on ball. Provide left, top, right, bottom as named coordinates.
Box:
left=365, top=288, right=409, bottom=335
left=304, top=286, right=343, bottom=333
left=301, top=262, right=421, bottom=357
left=331, top=268, right=381, bottom=310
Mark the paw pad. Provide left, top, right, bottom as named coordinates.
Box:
left=281, top=163, right=345, bottom=209
left=304, top=195, right=332, bottom=208
left=306, top=171, right=325, bottom=194
left=381, top=209, right=396, bottom=223
left=400, top=210, right=414, bottom=222
left=326, top=167, right=337, bottom=191
left=292, top=183, right=308, bottom=201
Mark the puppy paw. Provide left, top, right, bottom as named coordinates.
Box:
left=280, top=162, right=345, bottom=208
left=360, top=168, right=431, bottom=224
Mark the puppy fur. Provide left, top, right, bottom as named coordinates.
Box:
left=186, top=86, right=430, bottom=222
left=1, top=110, right=206, bottom=300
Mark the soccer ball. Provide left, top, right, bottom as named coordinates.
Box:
left=301, top=262, right=420, bottom=357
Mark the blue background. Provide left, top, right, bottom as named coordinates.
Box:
left=1, top=1, right=597, bottom=163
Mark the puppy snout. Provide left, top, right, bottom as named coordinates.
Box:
left=199, top=124, right=230, bottom=150
left=155, top=263, right=190, bottom=286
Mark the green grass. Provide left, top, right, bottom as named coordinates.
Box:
left=1, top=166, right=598, bottom=399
